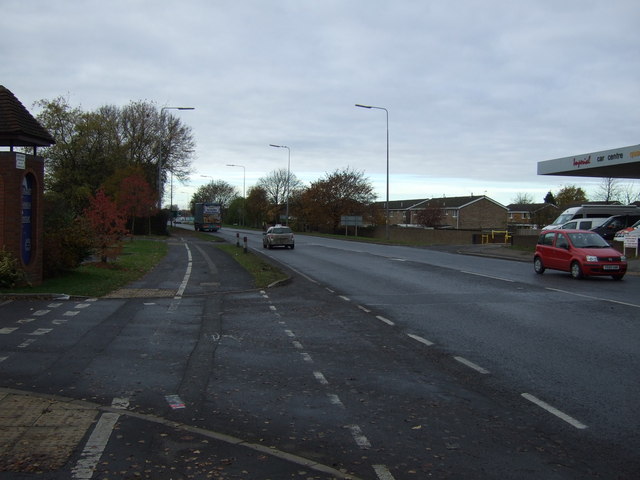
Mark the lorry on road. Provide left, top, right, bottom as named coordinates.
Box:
left=194, top=202, right=222, bottom=232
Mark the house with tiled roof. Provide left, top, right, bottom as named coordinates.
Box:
left=379, top=195, right=508, bottom=229
left=506, top=203, right=558, bottom=229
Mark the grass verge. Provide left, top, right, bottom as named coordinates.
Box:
left=215, top=244, right=289, bottom=288
left=1, top=238, right=168, bottom=298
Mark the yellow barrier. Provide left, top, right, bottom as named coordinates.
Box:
left=482, top=230, right=511, bottom=244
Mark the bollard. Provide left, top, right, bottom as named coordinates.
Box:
left=243, top=236, right=248, bottom=253
left=236, top=232, right=240, bottom=248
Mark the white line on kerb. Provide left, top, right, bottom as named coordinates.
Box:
left=521, top=393, right=588, bottom=430
left=71, top=412, right=120, bottom=479
left=373, top=464, right=397, bottom=480
left=454, top=356, right=490, bottom=374
left=406, top=333, right=434, bottom=346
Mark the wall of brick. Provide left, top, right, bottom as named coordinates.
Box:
left=0, top=152, right=44, bottom=285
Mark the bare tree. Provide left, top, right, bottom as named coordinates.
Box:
left=512, top=192, right=535, bottom=204
left=594, top=177, right=622, bottom=203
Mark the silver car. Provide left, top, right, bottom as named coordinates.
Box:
left=263, top=225, right=295, bottom=249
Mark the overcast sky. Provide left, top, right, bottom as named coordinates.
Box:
left=3, top=0, right=639, bottom=208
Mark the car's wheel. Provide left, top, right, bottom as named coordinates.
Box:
left=290, top=243, right=295, bottom=250
left=612, top=274, right=625, bottom=281
left=263, top=242, right=267, bottom=249
left=570, top=261, right=583, bottom=279
left=533, top=256, right=545, bottom=274
left=268, top=243, right=273, bottom=249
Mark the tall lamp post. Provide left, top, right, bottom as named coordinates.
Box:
left=269, top=144, right=291, bottom=225
left=355, top=103, right=389, bottom=240
left=157, top=106, right=195, bottom=210
left=226, top=164, right=245, bottom=226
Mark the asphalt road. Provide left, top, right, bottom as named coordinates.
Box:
left=1, top=227, right=639, bottom=479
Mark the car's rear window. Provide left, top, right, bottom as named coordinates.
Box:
left=272, top=228, right=292, bottom=234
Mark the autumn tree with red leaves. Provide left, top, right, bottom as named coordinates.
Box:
left=117, top=173, right=157, bottom=236
left=84, top=189, right=128, bottom=263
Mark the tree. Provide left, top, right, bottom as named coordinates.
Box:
left=594, top=177, right=622, bottom=203
left=84, top=189, right=128, bottom=263
left=416, top=207, right=445, bottom=228
left=554, top=185, right=588, bottom=208
left=190, top=180, right=237, bottom=212
left=544, top=191, right=556, bottom=205
left=35, top=97, right=195, bottom=216
left=256, top=169, right=303, bottom=207
left=512, top=192, right=535, bottom=204
left=245, top=186, right=270, bottom=228
left=117, top=172, right=157, bottom=236
left=299, top=167, right=376, bottom=232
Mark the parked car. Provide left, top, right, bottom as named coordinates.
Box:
left=533, top=229, right=627, bottom=280
left=263, top=225, right=295, bottom=249
left=613, top=219, right=640, bottom=242
left=591, top=214, right=640, bottom=241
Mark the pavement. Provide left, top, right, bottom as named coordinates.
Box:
left=1, top=240, right=638, bottom=479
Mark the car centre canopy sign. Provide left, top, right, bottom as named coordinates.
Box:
left=537, top=144, right=640, bottom=179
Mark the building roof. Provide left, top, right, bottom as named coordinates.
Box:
left=506, top=203, right=558, bottom=213
left=422, top=195, right=507, bottom=210
left=0, top=85, right=55, bottom=148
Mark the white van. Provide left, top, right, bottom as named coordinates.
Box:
left=559, top=217, right=610, bottom=230
left=543, top=205, right=640, bottom=230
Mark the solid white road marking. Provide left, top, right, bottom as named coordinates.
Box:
left=17, top=339, right=36, bottom=348
left=32, top=310, right=50, bottom=316
left=545, top=288, right=640, bottom=309
left=71, top=412, right=120, bottom=479
left=376, top=315, right=395, bottom=326
left=301, top=352, right=313, bottom=362
left=0, top=328, right=18, bottom=334
left=454, top=356, right=490, bottom=374
left=406, top=333, right=434, bottom=346
left=63, top=310, right=80, bottom=316
left=461, top=271, right=514, bottom=283
left=347, top=424, right=371, bottom=449
left=339, top=295, right=351, bottom=302
left=521, top=393, right=588, bottom=429
left=373, top=464, right=397, bottom=480
left=292, top=340, right=304, bottom=349
left=358, top=305, right=371, bottom=313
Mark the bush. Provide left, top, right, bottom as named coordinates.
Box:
left=43, top=217, right=95, bottom=278
left=0, top=248, right=28, bottom=288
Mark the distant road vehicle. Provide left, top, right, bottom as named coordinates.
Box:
left=559, top=218, right=609, bottom=230
left=194, top=203, right=222, bottom=232
left=533, top=229, right=627, bottom=280
left=263, top=225, right=295, bottom=249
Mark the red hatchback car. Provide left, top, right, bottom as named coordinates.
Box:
left=534, top=229, right=627, bottom=280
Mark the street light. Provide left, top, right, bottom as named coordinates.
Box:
left=158, top=106, right=195, bottom=210
left=226, top=164, right=245, bottom=226
left=269, top=144, right=291, bottom=225
left=355, top=103, right=389, bottom=240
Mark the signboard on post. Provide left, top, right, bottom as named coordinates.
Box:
left=340, top=216, right=364, bottom=236
left=623, top=231, right=639, bottom=258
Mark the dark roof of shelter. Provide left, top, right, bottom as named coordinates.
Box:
left=0, top=85, right=55, bottom=147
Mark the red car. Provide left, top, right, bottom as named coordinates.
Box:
left=534, top=229, right=627, bottom=280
